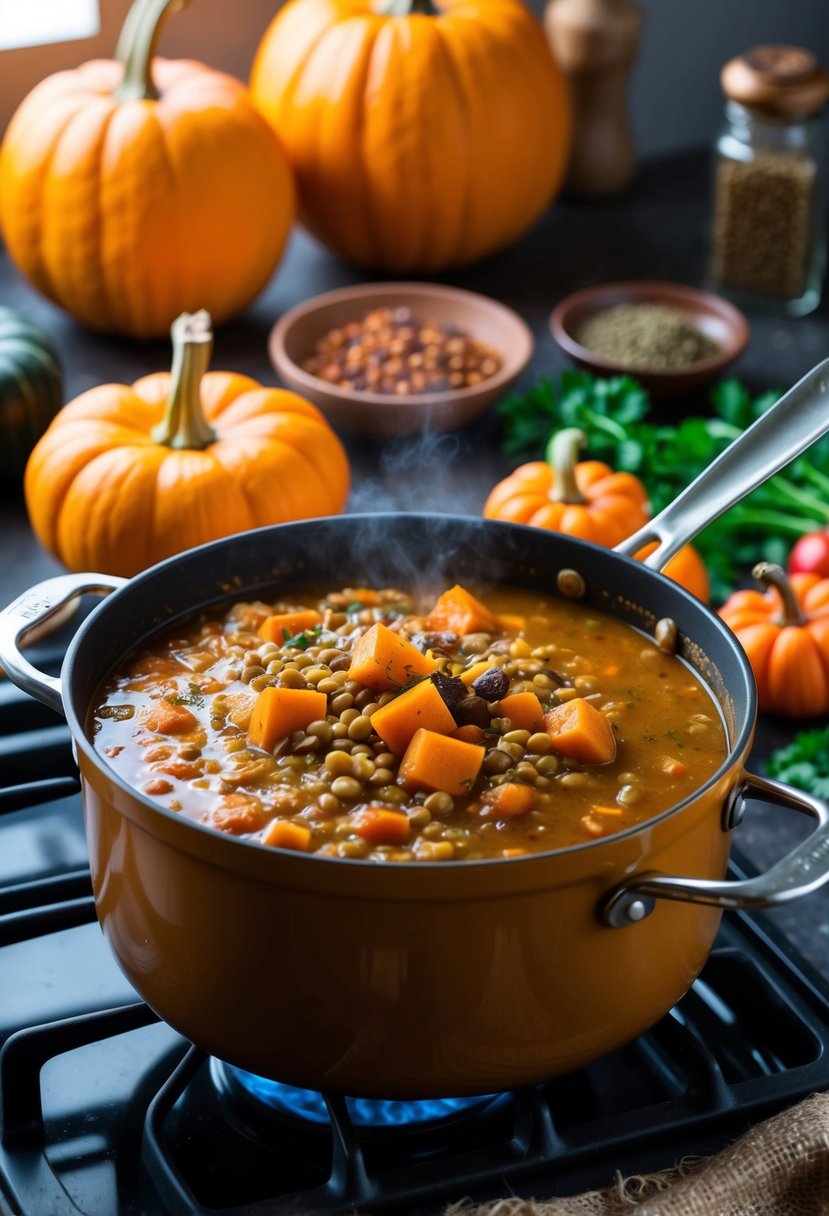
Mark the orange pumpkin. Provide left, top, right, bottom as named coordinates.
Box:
left=249, top=0, right=570, bottom=272
left=719, top=562, right=829, bottom=717
left=24, top=311, right=350, bottom=577
left=483, top=428, right=650, bottom=547
left=636, top=541, right=710, bottom=603
left=0, top=0, right=295, bottom=338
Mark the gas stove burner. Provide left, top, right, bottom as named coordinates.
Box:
left=210, top=1057, right=497, bottom=1133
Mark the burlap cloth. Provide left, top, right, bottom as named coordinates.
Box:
left=446, top=1091, right=829, bottom=1216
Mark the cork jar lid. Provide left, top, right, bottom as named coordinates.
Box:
left=722, top=46, right=829, bottom=117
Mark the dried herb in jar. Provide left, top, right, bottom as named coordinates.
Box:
left=575, top=303, right=719, bottom=371
left=711, top=150, right=816, bottom=300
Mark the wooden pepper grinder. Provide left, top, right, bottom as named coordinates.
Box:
left=544, top=0, right=643, bottom=196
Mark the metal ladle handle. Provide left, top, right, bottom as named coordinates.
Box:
left=615, top=356, right=829, bottom=570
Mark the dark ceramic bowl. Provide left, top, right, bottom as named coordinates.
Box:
left=550, top=281, right=750, bottom=398
left=269, top=282, right=534, bottom=437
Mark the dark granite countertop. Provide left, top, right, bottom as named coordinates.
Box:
left=2, top=148, right=829, bottom=972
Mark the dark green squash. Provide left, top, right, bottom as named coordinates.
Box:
left=0, top=308, right=62, bottom=478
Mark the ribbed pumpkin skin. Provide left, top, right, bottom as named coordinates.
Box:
left=250, top=0, right=570, bottom=271
left=0, top=60, right=295, bottom=337
left=0, top=308, right=63, bottom=478
left=24, top=373, right=350, bottom=577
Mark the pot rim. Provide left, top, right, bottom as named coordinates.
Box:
left=62, top=513, right=757, bottom=873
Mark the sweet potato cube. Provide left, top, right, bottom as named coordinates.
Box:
left=348, top=623, right=436, bottom=691
left=498, top=692, right=544, bottom=732
left=261, top=819, right=312, bottom=851
left=352, top=807, right=411, bottom=846
left=370, top=679, right=456, bottom=755
left=479, top=782, right=536, bottom=820
left=258, top=610, right=322, bottom=644
left=542, top=698, right=617, bottom=765
left=399, top=728, right=485, bottom=795
left=459, top=660, right=492, bottom=687
left=248, top=687, right=327, bottom=752
left=423, top=585, right=499, bottom=637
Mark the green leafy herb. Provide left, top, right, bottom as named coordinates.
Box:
left=766, top=727, right=829, bottom=800
left=171, top=682, right=204, bottom=708
left=345, top=602, right=364, bottom=614
left=498, top=372, right=829, bottom=601
left=666, top=729, right=684, bottom=748
left=282, top=625, right=323, bottom=650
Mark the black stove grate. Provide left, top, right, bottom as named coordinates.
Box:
left=2, top=631, right=829, bottom=1216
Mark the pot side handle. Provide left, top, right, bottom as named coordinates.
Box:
left=0, top=574, right=127, bottom=717
left=615, top=356, right=829, bottom=571
left=602, top=771, right=829, bottom=928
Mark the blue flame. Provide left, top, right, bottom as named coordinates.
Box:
left=224, top=1065, right=494, bottom=1128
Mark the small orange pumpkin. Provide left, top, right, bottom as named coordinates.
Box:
left=483, top=428, right=650, bottom=547
left=719, top=562, right=829, bottom=717
left=250, top=0, right=570, bottom=272
left=24, top=311, right=350, bottom=577
left=0, top=0, right=295, bottom=337
left=635, top=541, right=710, bottom=604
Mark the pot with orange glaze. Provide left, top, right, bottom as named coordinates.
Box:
left=3, top=362, right=829, bottom=1098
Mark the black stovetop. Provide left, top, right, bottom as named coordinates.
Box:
left=3, top=632, right=829, bottom=1216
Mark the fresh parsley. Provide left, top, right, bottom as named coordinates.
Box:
left=282, top=625, right=323, bottom=650
left=766, top=727, right=829, bottom=800
left=498, top=372, right=829, bottom=602
left=171, top=683, right=204, bottom=708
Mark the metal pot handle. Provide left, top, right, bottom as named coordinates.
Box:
left=0, top=574, right=127, bottom=717
left=615, top=357, right=829, bottom=571
left=602, top=771, right=829, bottom=927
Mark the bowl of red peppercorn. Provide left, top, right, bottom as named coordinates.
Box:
left=269, top=282, right=535, bottom=437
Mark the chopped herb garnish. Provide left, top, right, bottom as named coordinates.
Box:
left=282, top=625, right=323, bottom=650
left=171, top=683, right=204, bottom=708
left=666, top=730, right=684, bottom=748
left=346, top=602, right=364, bottom=614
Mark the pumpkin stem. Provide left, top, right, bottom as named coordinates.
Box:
left=752, top=561, right=807, bottom=627
left=546, top=428, right=588, bottom=505
left=115, top=0, right=190, bottom=103
left=375, top=0, right=439, bottom=15
left=151, top=311, right=217, bottom=451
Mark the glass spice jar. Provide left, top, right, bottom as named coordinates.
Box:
left=708, top=45, right=829, bottom=317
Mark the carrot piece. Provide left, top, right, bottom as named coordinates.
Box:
left=399, top=728, right=485, bottom=795
left=479, top=782, right=535, bottom=820
left=144, top=700, right=198, bottom=735
left=261, top=818, right=312, bottom=851
left=451, top=724, right=487, bottom=745
left=155, top=760, right=204, bottom=780
left=258, top=609, right=322, bottom=644
left=351, top=807, right=411, bottom=845
left=370, top=679, right=456, bottom=755
left=348, top=622, right=437, bottom=691
left=248, top=687, right=327, bottom=752
left=423, top=585, right=499, bottom=636
left=497, top=614, right=526, bottom=632
left=459, top=660, right=493, bottom=686
left=593, top=804, right=623, bottom=816
left=660, top=757, right=688, bottom=778
left=207, top=794, right=267, bottom=834
left=498, top=692, right=544, bottom=732
left=502, top=848, right=527, bottom=858
left=542, top=698, right=617, bottom=765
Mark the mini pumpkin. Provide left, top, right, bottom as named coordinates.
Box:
left=483, top=428, right=650, bottom=546
left=24, top=311, right=350, bottom=577
left=635, top=541, right=710, bottom=603
left=0, top=0, right=295, bottom=337
left=0, top=308, right=62, bottom=479
left=250, top=0, right=570, bottom=272
left=719, top=562, right=829, bottom=717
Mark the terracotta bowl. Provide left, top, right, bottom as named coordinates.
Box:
left=550, top=281, right=750, bottom=398
left=269, top=282, right=534, bottom=437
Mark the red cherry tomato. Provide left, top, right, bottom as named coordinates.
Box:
left=789, top=530, right=829, bottom=578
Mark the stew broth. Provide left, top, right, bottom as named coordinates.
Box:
left=91, top=584, right=727, bottom=860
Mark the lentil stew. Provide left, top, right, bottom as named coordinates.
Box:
left=90, top=583, right=727, bottom=861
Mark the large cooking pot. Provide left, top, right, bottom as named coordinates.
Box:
left=4, top=361, right=829, bottom=1099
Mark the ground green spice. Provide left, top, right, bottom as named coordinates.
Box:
left=575, top=303, right=720, bottom=370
